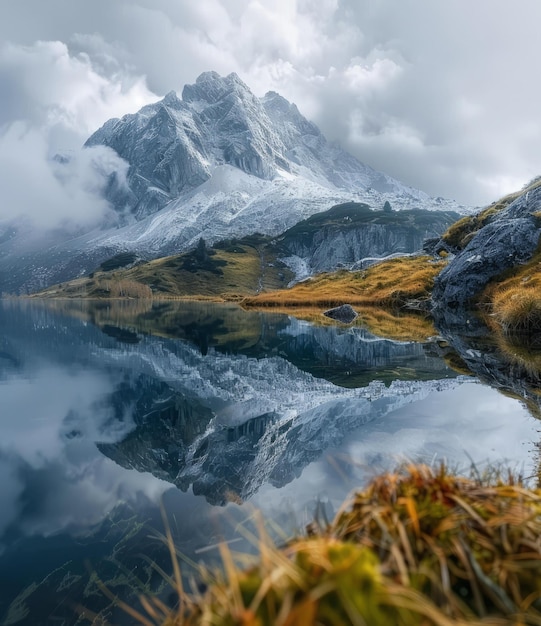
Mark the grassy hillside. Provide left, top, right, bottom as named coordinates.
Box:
left=33, top=203, right=458, bottom=301
left=35, top=239, right=294, bottom=300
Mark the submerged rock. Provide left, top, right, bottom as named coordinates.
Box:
left=323, top=304, right=358, bottom=323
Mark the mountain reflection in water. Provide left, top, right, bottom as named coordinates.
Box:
left=0, top=299, right=539, bottom=625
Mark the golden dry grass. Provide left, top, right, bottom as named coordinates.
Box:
left=479, top=242, right=541, bottom=340
left=490, top=285, right=541, bottom=335
left=331, top=464, right=541, bottom=622
left=243, top=256, right=446, bottom=310
left=136, top=464, right=541, bottom=626
left=354, top=307, right=438, bottom=342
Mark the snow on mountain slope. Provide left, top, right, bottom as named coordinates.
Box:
left=85, top=70, right=445, bottom=224
left=261, top=90, right=428, bottom=199
left=90, top=166, right=356, bottom=255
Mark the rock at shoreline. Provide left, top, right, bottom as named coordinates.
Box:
left=432, top=186, right=541, bottom=312
left=323, top=304, right=358, bottom=323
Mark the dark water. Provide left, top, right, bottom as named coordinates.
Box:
left=0, top=300, right=538, bottom=625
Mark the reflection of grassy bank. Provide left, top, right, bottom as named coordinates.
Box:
left=248, top=305, right=438, bottom=343
left=154, top=464, right=541, bottom=626
left=40, top=299, right=285, bottom=352
left=40, top=294, right=440, bottom=345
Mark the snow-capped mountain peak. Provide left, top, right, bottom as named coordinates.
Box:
left=85, top=70, right=436, bottom=223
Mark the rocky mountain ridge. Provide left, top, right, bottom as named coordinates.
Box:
left=85, top=71, right=429, bottom=221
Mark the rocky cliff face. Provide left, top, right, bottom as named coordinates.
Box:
left=85, top=72, right=295, bottom=220
left=277, top=204, right=459, bottom=279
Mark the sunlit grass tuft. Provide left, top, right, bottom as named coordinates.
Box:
left=480, top=242, right=541, bottom=343
left=332, top=463, right=541, bottom=621
left=139, top=464, right=541, bottom=626
left=491, top=287, right=541, bottom=336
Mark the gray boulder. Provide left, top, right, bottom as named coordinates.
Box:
left=323, top=304, right=358, bottom=323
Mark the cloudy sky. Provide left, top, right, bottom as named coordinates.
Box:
left=1, top=0, right=541, bottom=213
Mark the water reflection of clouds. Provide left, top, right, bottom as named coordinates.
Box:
left=359, top=383, right=539, bottom=473
left=1, top=369, right=111, bottom=465
left=251, top=382, right=540, bottom=526
left=0, top=366, right=169, bottom=546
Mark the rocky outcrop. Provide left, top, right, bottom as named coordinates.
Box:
left=432, top=186, right=541, bottom=313
left=279, top=205, right=459, bottom=279
left=430, top=184, right=541, bottom=416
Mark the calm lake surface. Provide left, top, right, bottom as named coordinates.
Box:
left=0, top=299, right=539, bottom=625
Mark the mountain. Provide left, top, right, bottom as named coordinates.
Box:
left=84, top=71, right=429, bottom=220
left=0, top=71, right=470, bottom=294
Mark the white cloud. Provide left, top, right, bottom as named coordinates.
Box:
left=0, top=40, right=156, bottom=229
left=0, top=122, right=128, bottom=229
left=0, top=40, right=155, bottom=134
left=0, top=366, right=168, bottom=539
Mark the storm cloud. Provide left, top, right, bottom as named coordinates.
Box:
left=1, top=0, right=541, bottom=209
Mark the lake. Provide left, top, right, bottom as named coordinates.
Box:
left=0, top=299, right=538, bottom=625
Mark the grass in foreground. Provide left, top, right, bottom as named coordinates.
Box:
left=242, top=256, right=446, bottom=310
left=129, top=464, right=541, bottom=626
